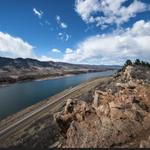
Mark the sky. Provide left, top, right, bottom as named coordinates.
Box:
left=0, top=0, right=150, bottom=65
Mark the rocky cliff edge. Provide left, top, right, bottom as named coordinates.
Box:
left=55, top=63, right=150, bottom=148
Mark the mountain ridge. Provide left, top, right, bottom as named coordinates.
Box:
left=0, top=56, right=120, bottom=84
left=0, top=56, right=121, bottom=70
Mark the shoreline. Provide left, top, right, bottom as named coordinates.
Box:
left=0, top=76, right=111, bottom=122
left=35, top=74, right=75, bottom=82
left=0, top=69, right=115, bottom=87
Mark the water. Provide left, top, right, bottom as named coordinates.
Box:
left=0, top=70, right=116, bottom=119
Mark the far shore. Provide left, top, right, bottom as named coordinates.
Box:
left=35, top=74, right=75, bottom=82
left=0, top=74, right=75, bottom=88
left=0, top=69, right=115, bottom=87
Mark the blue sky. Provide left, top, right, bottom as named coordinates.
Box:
left=0, top=0, right=150, bottom=65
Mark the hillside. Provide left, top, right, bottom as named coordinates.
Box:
left=0, top=56, right=119, bottom=84
left=55, top=60, right=150, bottom=148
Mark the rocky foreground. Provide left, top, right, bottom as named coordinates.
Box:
left=55, top=62, right=150, bottom=148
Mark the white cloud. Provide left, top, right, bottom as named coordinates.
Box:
left=0, top=32, right=34, bottom=58
left=58, top=32, right=63, bottom=36
left=65, top=34, right=70, bottom=41
left=56, top=15, right=68, bottom=29
left=58, top=32, right=70, bottom=42
left=33, top=8, right=43, bottom=19
left=75, top=0, right=150, bottom=28
left=126, top=20, right=150, bottom=36
left=37, top=55, right=61, bottom=62
left=56, top=15, right=61, bottom=21
left=52, top=48, right=61, bottom=53
left=37, top=55, right=54, bottom=61
left=65, top=48, right=73, bottom=54
left=63, top=20, right=150, bottom=65
left=61, top=22, right=68, bottom=29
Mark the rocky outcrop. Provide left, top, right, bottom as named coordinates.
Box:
left=55, top=65, right=150, bottom=148
left=140, top=136, right=150, bottom=148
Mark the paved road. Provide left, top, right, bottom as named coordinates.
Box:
left=0, top=78, right=105, bottom=141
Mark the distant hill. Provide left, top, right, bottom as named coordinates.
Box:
left=0, top=56, right=120, bottom=84
left=0, top=56, right=121, bottom=71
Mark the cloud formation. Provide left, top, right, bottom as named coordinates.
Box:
left=37, top=55, right=60, bottom=62
left=61, top=22, right=68, bottom=29
left=52, top=48, right=61, bottom=53
left=58, top=32, right=70, bottom=42
left=56, top=15, right=68, bottom=29
left=0, top=32, right=34, bottom=58
left=63, top=20, right=150, bottom=65
left=33, top=8, right=43, bottom=19
left=65, top=48, right=73, bottom=54
left=75, top=0, right=150, bottom=28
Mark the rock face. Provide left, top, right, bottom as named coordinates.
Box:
left=140, top=136, right=150, bottom=148
left=55, top=65, right=150, bottom=148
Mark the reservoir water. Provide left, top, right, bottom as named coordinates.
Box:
left=0, top=70, right=116, bottom=119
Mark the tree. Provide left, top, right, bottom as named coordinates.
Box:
left=141, top=61, right=146, bottom=66
left=120, top=59, right=133, bottom=72
left=125, top=59, right=132, bottom=66
left=146, top=62, right=150, bottom=67
left=134, top=59, right=141, bottom=65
